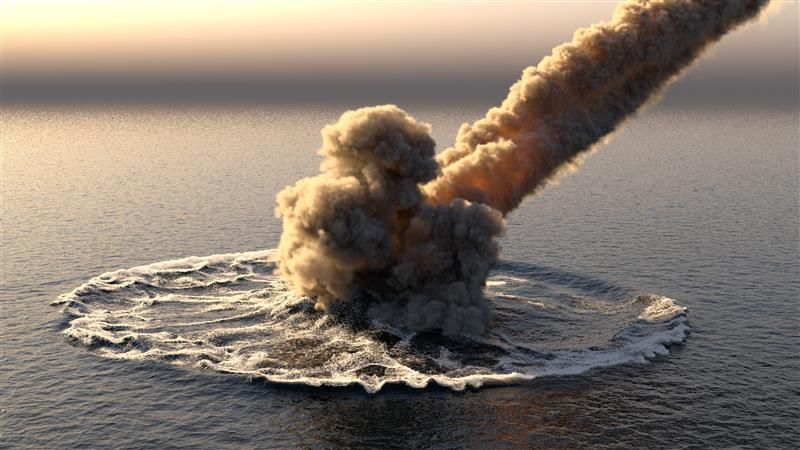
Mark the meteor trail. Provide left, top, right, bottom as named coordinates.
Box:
left=276, top=0, right=770, bottom=335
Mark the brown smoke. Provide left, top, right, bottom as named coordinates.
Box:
left=276, top=105, right=503, bottom=334
left=425, top=0, right=770, bottom=213
left=276, top=0, right=769, bottom=335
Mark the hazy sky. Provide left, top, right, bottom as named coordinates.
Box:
left=2, top=0, right=797, bottom=105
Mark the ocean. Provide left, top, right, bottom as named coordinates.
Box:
left=1, top=103, right=797, bottom=448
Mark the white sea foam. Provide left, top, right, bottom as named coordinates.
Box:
left=54, top=250, right=689, bottom=393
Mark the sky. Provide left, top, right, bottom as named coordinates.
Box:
left=2, top=0, right=797, bottom=106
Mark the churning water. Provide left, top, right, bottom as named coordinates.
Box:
left=54, top=249, right=687, bottom=393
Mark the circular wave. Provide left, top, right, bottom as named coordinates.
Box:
left=53, top=250, right=688, bottom=393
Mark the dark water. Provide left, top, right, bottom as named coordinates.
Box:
left=1, top=105, right=797, bottom=448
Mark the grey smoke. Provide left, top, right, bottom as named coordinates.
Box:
left=276, top=0, right=769, bottom=335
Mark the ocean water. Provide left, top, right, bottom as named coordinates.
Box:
left=1, top=104, right=797, bottom=448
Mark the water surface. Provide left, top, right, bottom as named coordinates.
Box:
left=1, top=105, right=797, bottom=447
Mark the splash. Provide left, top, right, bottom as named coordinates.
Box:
left=54, top=250, right=689, bottom=393
left=276, top=0, right=769, bottom=333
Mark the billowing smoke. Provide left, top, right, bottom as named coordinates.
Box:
left=276, top=106, right=503, bottom=335
left=276, top=0, right=769, bottom=335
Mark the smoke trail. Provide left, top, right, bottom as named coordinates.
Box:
left=425, top=0, right=769, bottom=213
left=276, top=0, right=768, bottom=334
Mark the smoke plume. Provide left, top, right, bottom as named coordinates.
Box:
left=276, top=0, right=769, bottom=335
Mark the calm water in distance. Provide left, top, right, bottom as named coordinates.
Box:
left=1, top=104, right=798, bottom=448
